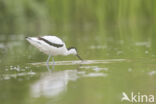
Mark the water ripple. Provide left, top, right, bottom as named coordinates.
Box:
left=30, top=59, right=128, bottom=66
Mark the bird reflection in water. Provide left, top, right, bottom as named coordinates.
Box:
left=31, top=70, right=78, bottom=97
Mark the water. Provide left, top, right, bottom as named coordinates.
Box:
left=0, top=35, right=156, bottom=104
left=0, top=0, right=156, bottom=104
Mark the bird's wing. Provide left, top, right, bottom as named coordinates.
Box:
left=43, top=36, right=64, bottom=44
left=38, top=36, right=64, bottom=48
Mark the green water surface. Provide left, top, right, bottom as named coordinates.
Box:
left=0, top=0, right=156, bottom=104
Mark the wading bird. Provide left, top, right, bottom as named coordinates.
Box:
left=26, top=36, right=83, bottom=71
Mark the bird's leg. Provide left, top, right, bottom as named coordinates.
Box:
left=46, top=55, right=51, bottom=72
left=52, top=56, right=55, bottom=70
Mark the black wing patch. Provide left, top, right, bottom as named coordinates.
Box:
left=38, top=37, right=64, bottom=48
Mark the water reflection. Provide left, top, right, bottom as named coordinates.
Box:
left=0, top=72, right=36, bottom=80
left=30, top=63, right=109, bottom=98
left=149, top=71, right=156, bottom=76
left=30, top=59, right=128, bottom=66
left=0, top=65, right=34, bottom=80
left=83, top=73, right=107, bottom=77
left=31, top=70, right=78, bottom=97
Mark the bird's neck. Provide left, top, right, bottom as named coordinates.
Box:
left=64, top=50, right=73, bottom=56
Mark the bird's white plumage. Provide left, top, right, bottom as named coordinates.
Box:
left=26, top=35, right=82, bottom=71
left=26, top=36, right=68, bottom=56
left=42, top=36, right=64, bottom=45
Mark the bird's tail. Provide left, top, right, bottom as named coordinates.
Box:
left=25, top=37, right=41, bottom=47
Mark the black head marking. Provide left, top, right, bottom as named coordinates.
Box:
left=38, top=37, right=63, bottom=48
left=68, top=47, right=83, bottom=60
left=67, top=47, right=77, bottom=51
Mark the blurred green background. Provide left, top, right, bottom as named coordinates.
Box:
left=0, top=0, right=156, bottom=104
left=0, top=0, right=156, bottom=59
